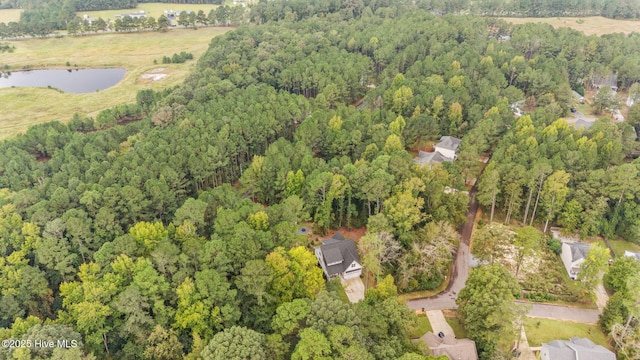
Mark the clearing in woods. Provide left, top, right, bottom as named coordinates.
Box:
left=0, top=27, right=230, bottom=139
left=0, top=8, right=21, bottom=23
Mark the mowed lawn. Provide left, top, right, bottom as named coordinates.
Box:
left=500, top=16, right=640, bottom=36
left=524, top=318, right=611, bottom=349
left=0, top=27, right=230, bottom=138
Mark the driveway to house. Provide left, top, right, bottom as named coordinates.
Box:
left=341, top=277, right=365, bottom=303
left=425, top=310, right=455, bottom=338
left=523, top=303, right=600, bottom=324
left=406, top=185, right=478, bottom=312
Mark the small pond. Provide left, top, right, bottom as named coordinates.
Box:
left=0, top=68, right=126, bottom=94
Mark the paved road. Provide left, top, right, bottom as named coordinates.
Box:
left=524, top=303, right=600, bottom=324
left=406, top=185, right=478, bottom=312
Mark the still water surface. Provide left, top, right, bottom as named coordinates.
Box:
left=0, top=68, right=126, bottom=93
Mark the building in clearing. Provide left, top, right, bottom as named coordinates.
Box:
left=434, top=136, right=461, bottom=159
left=115, top=10, right=147, bottom=19
left=314, top=232, right=362, bottom=280
left=560, top=242, right=590, bottom=280
left=414, top=136, right=461, bottom=168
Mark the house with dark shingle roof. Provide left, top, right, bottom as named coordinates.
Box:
left=414, top=150, right=454, bottom=167
left=561, top=242, right=591, bottom=280
left=413, top=136, right=461, bottom=168
left=314, top=232, right=362, bottom=280
left=540, top=337, right=615, bottom=360
left=420, top=332, right=478, bottom=360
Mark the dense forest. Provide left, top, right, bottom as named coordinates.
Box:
left=0, top=0, right=221, bottom=10
left=1, top=0, right=640, bottom=359
left=416, top=0, right=640, bottom=18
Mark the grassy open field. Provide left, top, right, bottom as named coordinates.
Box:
left=524, top=318, right=610, bottom=348
left=0, top=26, right=230, bottom=139
left=500, top=16, right=640, bottom=36
left=0, top=8, right=21, bottom=23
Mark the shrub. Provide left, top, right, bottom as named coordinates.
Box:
left=547, top=238, right=562, bottom=255
left=523, top=292, right=558, bottom=302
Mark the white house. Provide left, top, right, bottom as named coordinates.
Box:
left=314, top=232, right=362, bottom=280
left=434, top=136, right=461, bottom=160
left=624, top=250, right=640, bottom=261
left=560, top=242, right=591, bottom=280
left=541, top=337, right=615, bottom=360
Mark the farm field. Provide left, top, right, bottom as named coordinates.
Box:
left=499, top=16, right=640, bottom=36
left=0, top=8, right=21, bottom=23
left=0, top=26, right=230, bottom=139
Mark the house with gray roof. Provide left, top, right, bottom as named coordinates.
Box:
left=561, top=242, right=591, bottom=280
left=435, top=136, right=461, bottom=159
left=414, top=150, right=453, bottom=168
left=420, top=332, right=478, bottom=360
left=414, top=136, right=461, bottom=168
left=314, top=232, right=362, bottom=280
left=624, top=250, right=640, bottom=261
left=590, top=74, right=618, bottom=92
left=540, top=337, right=615, bottom=360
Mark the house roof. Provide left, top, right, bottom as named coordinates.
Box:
left=591, top=74, right=618, bottom=88
left=624, top=250, right=640, bottom=261
left=414, top=150, right=453, bottom=166
left=572, top=90, right=584, bottom=99
left=564, top=242, right=591, bottom=262
left=436, top=136, right=462, bottom=151
left=316, top=233, right=360, bottom=277
left=542, top=337, right=615, bottom=360
left=573, top=119, right=594, bottom=129
left=420, top=332, right=479, bottom=360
